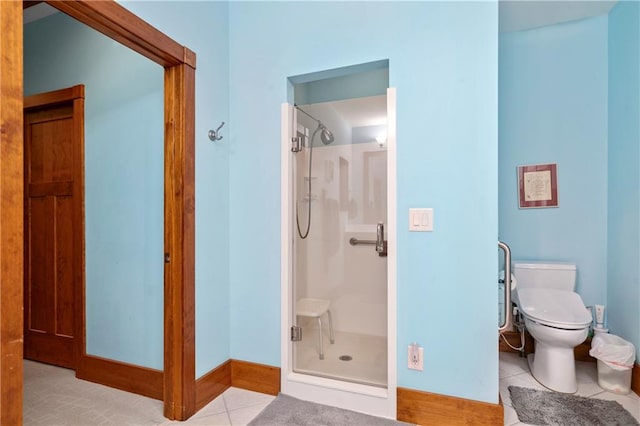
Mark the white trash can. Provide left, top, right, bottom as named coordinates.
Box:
left=589, top=333, right=636, bottom=394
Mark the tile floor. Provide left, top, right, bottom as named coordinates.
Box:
left=25, top=356, right=640, bottom=425
left=24, top=360, right=275, bottom=425
left=499, top=352, right=640, bottom=425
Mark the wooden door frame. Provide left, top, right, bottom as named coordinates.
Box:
left=1, top=1, right=196, bottom=422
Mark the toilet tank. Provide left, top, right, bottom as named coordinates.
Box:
left=512, top=261, right=577, bottom=291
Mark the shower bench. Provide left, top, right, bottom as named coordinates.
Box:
left=296, top=298, right=335, bottom=360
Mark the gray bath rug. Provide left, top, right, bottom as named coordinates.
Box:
left=509, top=386, right=639, bottom=426
left=247, top=393, right=413, bottom=426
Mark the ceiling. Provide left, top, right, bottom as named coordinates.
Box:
left=26, top=1, right=617, bottom=32
left=23, top=1, right=618, bottom=133
left=499, top=1, right=617, bottom=33
left=24, top=0, right=616, bottom=32
left=23, top=2, right=58, bottom=25
left=330, top=96, right=388, bottom=128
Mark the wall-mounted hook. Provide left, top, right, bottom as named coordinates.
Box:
left=208, top=122, right=225, bottom=141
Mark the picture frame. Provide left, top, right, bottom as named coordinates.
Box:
left=517, top=163, right=558, bottom=209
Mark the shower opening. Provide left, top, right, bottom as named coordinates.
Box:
left=291, top=95, right=389, bottom=388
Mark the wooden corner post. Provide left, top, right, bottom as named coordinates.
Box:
left=163, top=59, right=196, bottom=420
left=0, top=1, right=24, bottom=424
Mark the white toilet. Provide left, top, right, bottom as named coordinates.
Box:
left=512, top=261, right=593, bottom=393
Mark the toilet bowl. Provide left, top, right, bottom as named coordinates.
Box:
left=512, top=263, right=593, bottom=393
left=517, top=288, right=592, bottom=393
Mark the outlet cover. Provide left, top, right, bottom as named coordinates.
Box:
left=407, top=344, right=424, bottom=371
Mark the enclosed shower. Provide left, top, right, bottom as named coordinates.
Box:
left=290, top=96, right=389, bottom=388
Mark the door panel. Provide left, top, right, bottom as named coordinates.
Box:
left=281, top=87, right=397, bottom=419
left=55, top=195, right=75, bottom=338
left=24, top=95, right=82, bottom=370
left=291, top=96, right=389, bottom=387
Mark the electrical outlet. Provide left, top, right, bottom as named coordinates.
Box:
left=407, top=343, right=424, bottom=371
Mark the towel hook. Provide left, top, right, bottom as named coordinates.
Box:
left=208, top=122, right=225, bottom=141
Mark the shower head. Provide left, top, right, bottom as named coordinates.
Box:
left=319, top=123, right=335, bottom=145
left=296, top=106, right=335, bottom=145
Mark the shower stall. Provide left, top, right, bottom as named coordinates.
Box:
left=293, top=98, right=388, bottom=387
left=281, top=88, right=397, bottom=418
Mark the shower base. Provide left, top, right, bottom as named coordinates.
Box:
left=294, top=330, right=387, bottom=388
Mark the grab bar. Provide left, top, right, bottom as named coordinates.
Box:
left=376, top=222, right=384, bottom=254
left=498, top=241, right=513, bottom=333
left=349, top=238, right=377, bottom=246
left=349, top=222, right=387, bottom=257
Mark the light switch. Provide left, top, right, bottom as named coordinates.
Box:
left=409, top=208, right=433, bottom=232
left=412, top=212, right=420, bottom=226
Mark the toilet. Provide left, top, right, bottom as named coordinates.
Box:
left=512, top=262, right=593, bottom=393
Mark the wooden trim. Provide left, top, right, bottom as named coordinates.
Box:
left=163, top=62, right=197, bottom=420
left=397, top=387, right=503, bottom=426
left=24, top=85, right=84, bottom=109
left=499, top=331, right=597, bottom=363
left=28, top=181, right=73, bottom=197
left=632, top=363, right=640, bottom=397
left=72, top=92, right=86, bottom=374
left=230, top=360, right=280, bottom=396
left=498, top=330, right=534, bottom=356
left=0, top=2, right=24, bottom=424
left=574, top=336, right=596, bottom=363
left=76, top=355, right=163, bottom=400
left=194, top=359, right=279, bottom=414
left=23, top=1, right=42, bottom=9
left=44, top=1, right=196, bottom=69
left=195, top=361, right=232, bottom=412
left=7, top=1, right=196, bottom=421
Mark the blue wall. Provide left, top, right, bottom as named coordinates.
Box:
left=24, top=12, right=165, bottom=368
left=498, top=16, right=609, bottom=308
left=53, top=0, right=500, bottom=403
left=608, top=1, right=640, bottom=352
left=26, top=1, right=232, bottom=375
left=39, top=0, right=637, bottom=406
left=120, top=1, right=232, bottom=377
left=228, top=1, right=499, bottom=403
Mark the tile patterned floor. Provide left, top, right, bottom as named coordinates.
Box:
left=24, top=360, right=274, bottom=426
left=25, top=356, right=640, bottom=425
left=160, top=387, right=275, bottom=426
left=499, top=352, right=640, bottom=425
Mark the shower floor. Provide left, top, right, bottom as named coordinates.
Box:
left=294, top=329, right=387, bottom=388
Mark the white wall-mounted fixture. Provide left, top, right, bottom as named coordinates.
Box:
left=407, top=342, right=424, bottom=371
left=375, top=133, right=387, bottom=148
left=409, top=208, right=433, bottom=232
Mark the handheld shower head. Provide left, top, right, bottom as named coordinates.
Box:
left=294, top=106, right=336, bottom=240
left=296, top=106, right=335, bottom=145
left=319, top=124, right=335, bottom=145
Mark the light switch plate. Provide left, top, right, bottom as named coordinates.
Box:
left=409, top=208, right=433, bottom=231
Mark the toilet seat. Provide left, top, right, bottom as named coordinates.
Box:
left=517, top=288, right=592, bottom=330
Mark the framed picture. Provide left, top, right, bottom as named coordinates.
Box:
left=517, top=163, right=558, bottom=209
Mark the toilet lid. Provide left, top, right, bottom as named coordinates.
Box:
left=517, top=288, right=592, bottom=329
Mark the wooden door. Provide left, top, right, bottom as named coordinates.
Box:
left=24, top=86, right=84, bottom=370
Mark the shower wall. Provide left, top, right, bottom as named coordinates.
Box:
left=295, top=102, right=387, bottom=337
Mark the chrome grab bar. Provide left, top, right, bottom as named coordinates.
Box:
left=349, top=222, right=387, bottom=257
left=349, top=238, right=377, bottom=246
left=376, top=222, right=384, bottom=254
left=498, top=240, right=513, bottom=333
